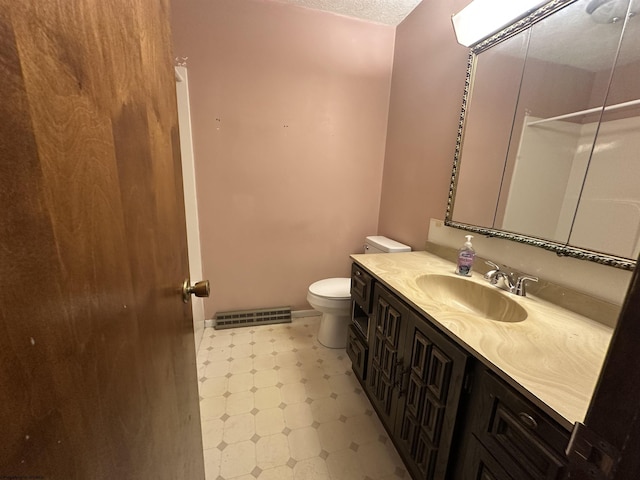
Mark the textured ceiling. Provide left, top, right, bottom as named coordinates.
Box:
left=276, top=0, right=423, bottom=25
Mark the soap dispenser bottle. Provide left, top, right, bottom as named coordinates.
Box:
left=456, top=235, right=475, bottom=276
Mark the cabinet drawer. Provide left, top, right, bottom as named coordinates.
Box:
left=474, top=370, right=570, bottom=480
left=351, top=263, right=374, bottom=314
left=347, top=324, right=368, bottom=381
left=461, top=435, right=516, bottom=480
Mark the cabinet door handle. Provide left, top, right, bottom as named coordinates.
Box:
left=518, top=412, right=538, bottom=430
left=355, top=270, right=362, bottom=276
left=394, top=360, right=411, bottom=396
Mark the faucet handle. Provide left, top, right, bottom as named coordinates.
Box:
left=514, top=275, right=538, bottom=296
left=484, top=261, right=501, bottom=283
left=485, top=260, right=500, bottom=270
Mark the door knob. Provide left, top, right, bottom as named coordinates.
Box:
left=182, top=279, right=210, bottom=303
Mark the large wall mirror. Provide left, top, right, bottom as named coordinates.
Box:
left=446, top=0, right=639, bottom=270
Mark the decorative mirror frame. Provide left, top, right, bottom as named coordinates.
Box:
left=445, top=0, right=636, bottom=271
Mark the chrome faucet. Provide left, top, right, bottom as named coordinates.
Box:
left=484, top=261, right=538, bottom=297
left=513, top=275, right=538, bottom=297
left=484, top=260, right=501, bottom=282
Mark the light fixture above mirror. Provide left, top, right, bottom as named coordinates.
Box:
left=451, top=0, right=550, bottom=47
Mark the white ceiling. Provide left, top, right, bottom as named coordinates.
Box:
left=517, top=0, right=638, bottom=72
left=275, top=0, right=423, bottom=25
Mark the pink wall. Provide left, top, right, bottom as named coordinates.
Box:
left=377, top=0, right=471, bottom=250
left=593, top=60, right=640, bottom=122
left=171, top=0, right=395, bottom=317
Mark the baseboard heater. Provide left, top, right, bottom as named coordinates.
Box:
left=214, top=306, right=292, bottom=330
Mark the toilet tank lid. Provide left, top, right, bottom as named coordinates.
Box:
left=365, top=236, right=411, bottom=253
left=309, top=278, right=351, bottom=298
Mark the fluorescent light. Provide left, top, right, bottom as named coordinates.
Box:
left=452, top=0, right=550, bottom=47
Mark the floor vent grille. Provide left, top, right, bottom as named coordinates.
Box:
left=214, top=306, right=292, bottom=330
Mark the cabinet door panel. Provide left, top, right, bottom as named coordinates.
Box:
left=411, top=331, right=431, bottom=379
left=386, top=307, right=401, bottom=343
left=368, top=367, right=393, bottom=408
left=395, top=311, right=469, bottom=480
left=366, top=284, right=408, bottom=430
left=405, top=375, right=425, bottom=419
left=375, top=297, right=389, bottom=335
left=414, top=430, right=438, bottom=479
left=421, top=392, right=445, bottom=445
left=427, top=346, right=452, bottom=403
left=380, top=342, right=397, bottom=380
left=368, top=357, right=396, bottom=427
left=399, top=411, right=420, bottom=456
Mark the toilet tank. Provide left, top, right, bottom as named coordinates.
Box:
left=364, top=236, right=411, bottom=254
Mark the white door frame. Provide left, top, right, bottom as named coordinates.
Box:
left=175, top=66, right=206, bottom=350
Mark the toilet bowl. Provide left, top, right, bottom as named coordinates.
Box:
left=308, top=236, right=411, bottom=349
left=307, top=278, right=351, bottom=348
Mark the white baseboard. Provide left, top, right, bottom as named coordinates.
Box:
left=204, top=319, right=215, bottom=328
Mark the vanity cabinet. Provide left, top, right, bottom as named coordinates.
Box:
left=457, top=367, right=570, bottom=480
left=348, top=263, right=375, bottom=383
left=366, top=282, right=470, bottom=480
left=349, top=261, right=573, bottom=480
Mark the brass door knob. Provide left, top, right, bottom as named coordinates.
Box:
left=182, top=279, right=210, bottom=303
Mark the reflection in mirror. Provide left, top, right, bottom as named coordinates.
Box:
left=452, top=30, right=529, bottom=227
left=494, top=0, right=624, bottom=243
left=447, top=0, right=638, bottom=269
left=570, top=0, right=640, bottom=258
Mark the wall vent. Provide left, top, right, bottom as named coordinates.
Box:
left=214, top=306, right=292, bottom=330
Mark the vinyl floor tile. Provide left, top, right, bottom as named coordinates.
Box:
left=197, top=316, right=408, bottom=480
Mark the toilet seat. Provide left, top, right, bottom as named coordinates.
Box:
left=308, top=278, right=351, bottom=299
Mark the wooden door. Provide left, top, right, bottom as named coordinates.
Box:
left=0, top=1, right=205, bottom=479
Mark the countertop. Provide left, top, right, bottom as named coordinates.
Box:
left=350, top=251, right=614, bottom=430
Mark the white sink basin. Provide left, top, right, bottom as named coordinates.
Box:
left=415, top=274, right=527, bottom=323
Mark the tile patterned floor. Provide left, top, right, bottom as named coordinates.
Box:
left=196, top=316, right=409, bottom=480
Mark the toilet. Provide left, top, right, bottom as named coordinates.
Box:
left=307, top=236, right=411, bottom=348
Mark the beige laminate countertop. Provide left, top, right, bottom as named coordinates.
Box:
left=350, top=251, right=614, bottom=430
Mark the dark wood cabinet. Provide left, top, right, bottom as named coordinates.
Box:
left=346, top=324, right=368, bottom=381
left=367, top=284, right=410, bottom=430
left=394, top=309, right=469, bottom=480
left=350, top=263, right=374, bottom=314
left=349, top=263, right=375, bottom=383
left=366, top=282, right=469, bottom=479
left=458, top=367, right=570, bottom=480
left=348, top=262, right=571, bottom=480
left=462, top=436, right=515, bottom=480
